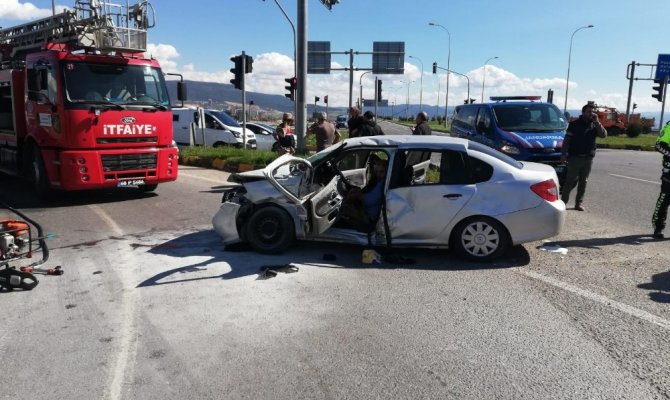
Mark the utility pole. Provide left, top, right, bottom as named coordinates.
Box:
left=296, top=0, right=307, bottom=153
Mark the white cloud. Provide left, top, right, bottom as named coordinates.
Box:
left=0, top=0, right=68, bottom=20
left=149, top=43, right=647, bottom=112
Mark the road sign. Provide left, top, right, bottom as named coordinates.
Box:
left=372, top=41, right=404, bottom=75
left=308, top=41, right=331, bottom=74
left=655, top=54, right=670, bottom=80
left=363, top=99, right=388, bottom=107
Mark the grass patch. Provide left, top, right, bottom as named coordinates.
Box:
left=597, top=133, right=657, bottom=150
left=179, top=146, right=278, bottom=167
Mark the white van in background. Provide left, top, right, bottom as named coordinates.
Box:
left=172, top=107, right=256, bottom=149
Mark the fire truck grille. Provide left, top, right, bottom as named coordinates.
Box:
left=101, top=153, right=157, bottom=171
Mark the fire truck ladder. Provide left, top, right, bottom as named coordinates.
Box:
left=0, top=0, right=155, bottom=61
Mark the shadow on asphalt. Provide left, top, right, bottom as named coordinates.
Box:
left=638, top=270, right=670, bottom=303
left=544, top=234, right=665, bottom=249
left=137, top=229, right=530, bottom=288
left=0, top=173, right=157, bottom=209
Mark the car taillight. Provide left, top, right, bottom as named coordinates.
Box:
left=530, top=179, right=558, bottom=202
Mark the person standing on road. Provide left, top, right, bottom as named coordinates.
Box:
left=560, top=103, right=607, bottom=211
left=273, top=112, right=296, bottom=155
left=412, top=112, right=432, bottom=135
left=348, top=106, right=364, bottom=138
left=357, top=111, right=385, bottom=137
left=307, top=112, right=340, bottom=152
left=651, top=121, right=670, bottom=239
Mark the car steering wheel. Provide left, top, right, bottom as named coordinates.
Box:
left=326, top=161, right=355, bottom=194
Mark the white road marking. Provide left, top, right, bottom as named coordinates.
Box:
left=609, top=173, right=659, bottom=185
left=86, top=206, right=137, bottom=400
left=517, top=269, right=670, bottom=331
left=88, top=205, right=124, bottom=236
left=179, top=171, right=229, bottom=185
left=108, top=260, right=138, bottom=400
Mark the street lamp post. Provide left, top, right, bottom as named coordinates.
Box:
left=481, top=56, right=499, bottom=103
left=563, top=25, right=594, bottom=113
left=409, top=55, right=424, bottom=112
left=401, top=80, right=414, bottom=120
left=359, top=71, right=371, bottom=110
left=429, top=22, right=450, bottom=126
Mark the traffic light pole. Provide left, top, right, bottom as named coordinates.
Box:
left=241, top=51, right=247, bottom=149
left=661, top=75, right=668, bottom=128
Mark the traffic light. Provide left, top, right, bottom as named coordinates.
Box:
left=633, top=102, right=638, bottom=111
left=284, top=77, right=297, bottom=101
left=652, top=78, right=665, bottom=102
left=547, top=89, right=554, bottom=104
left=377, top=79, right=382, bottom=101
left=230, top=55, right=243, bottom=89
left=324, top=95, right=328, bottom=104
left=432, top=62, right=437, bottom=74
left=245, top=54, right=253, bottom=73
left=315, top=96, right=320, bottom=103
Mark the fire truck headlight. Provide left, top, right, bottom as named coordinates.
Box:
left=77, top=158, right=86, bottom=164
left=81, top=175, right=90, bottom=182
left=79, top=166, right=88, bottom=173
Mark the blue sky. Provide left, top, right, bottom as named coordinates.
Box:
left=2, top=0, right=669, bottom=113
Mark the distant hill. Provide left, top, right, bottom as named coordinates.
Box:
left=166, top=80, right=295, bottom=112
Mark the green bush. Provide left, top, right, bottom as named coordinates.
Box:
left=626, top=123, right=642, bottom=138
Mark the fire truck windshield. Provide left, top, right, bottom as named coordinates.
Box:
left=63, top=62, right=169, bottom=108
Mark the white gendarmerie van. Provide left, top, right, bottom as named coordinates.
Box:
left=172, top=107, right=256, bottom=148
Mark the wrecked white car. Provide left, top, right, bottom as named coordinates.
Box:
left=212, top=136, right=565, bottom=261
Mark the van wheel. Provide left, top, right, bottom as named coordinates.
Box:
left=451, top=217, right=509, bottom=261
left=213, top=142, right=228, bottom=148
left=244, top=207, right=294, bottom=254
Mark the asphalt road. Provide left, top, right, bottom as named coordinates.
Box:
left=0, top=146, right=669, bottom=400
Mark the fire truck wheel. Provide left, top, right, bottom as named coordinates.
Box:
left=137, top=184, right=158, bottom=193
left=29, top=146, right=52, bottom=197
left=606, top=126, right=622, bottom=136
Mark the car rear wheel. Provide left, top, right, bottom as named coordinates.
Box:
left=245, top=206, right=294, bottom=254
left=451, top=217, right=509, bottom=261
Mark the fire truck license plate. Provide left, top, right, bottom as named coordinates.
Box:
left=117, top=179, right=145, bottom=187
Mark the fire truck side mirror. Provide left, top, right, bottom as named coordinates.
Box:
left=177, top=81, right=187, bottom=101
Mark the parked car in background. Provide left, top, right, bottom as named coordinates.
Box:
left=335, top=114, right=348, bottom=129
left=212, top=136, right=565, bottom=261
left=172, top=107, right=256, bottom=148
left=244, top=122, right=277, bottom=151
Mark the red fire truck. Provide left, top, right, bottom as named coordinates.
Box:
left=0, top=0, right=185, bottom=196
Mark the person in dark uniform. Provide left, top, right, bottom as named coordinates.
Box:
left=559, top=103, right=607, bottom=211
left=357, top=111, right=384, bottom=137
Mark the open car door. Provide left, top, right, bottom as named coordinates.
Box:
left=263, top=155, right=342, bottom=236
left=307, top=174, right=342, bottom=235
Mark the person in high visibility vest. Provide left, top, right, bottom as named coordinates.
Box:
left=652, top=121, right=670, bottom=239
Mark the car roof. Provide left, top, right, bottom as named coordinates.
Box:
left=342, top=134, right=470, bottom=150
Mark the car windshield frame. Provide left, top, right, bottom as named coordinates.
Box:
left=491, top=103, right=568, bottom=133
